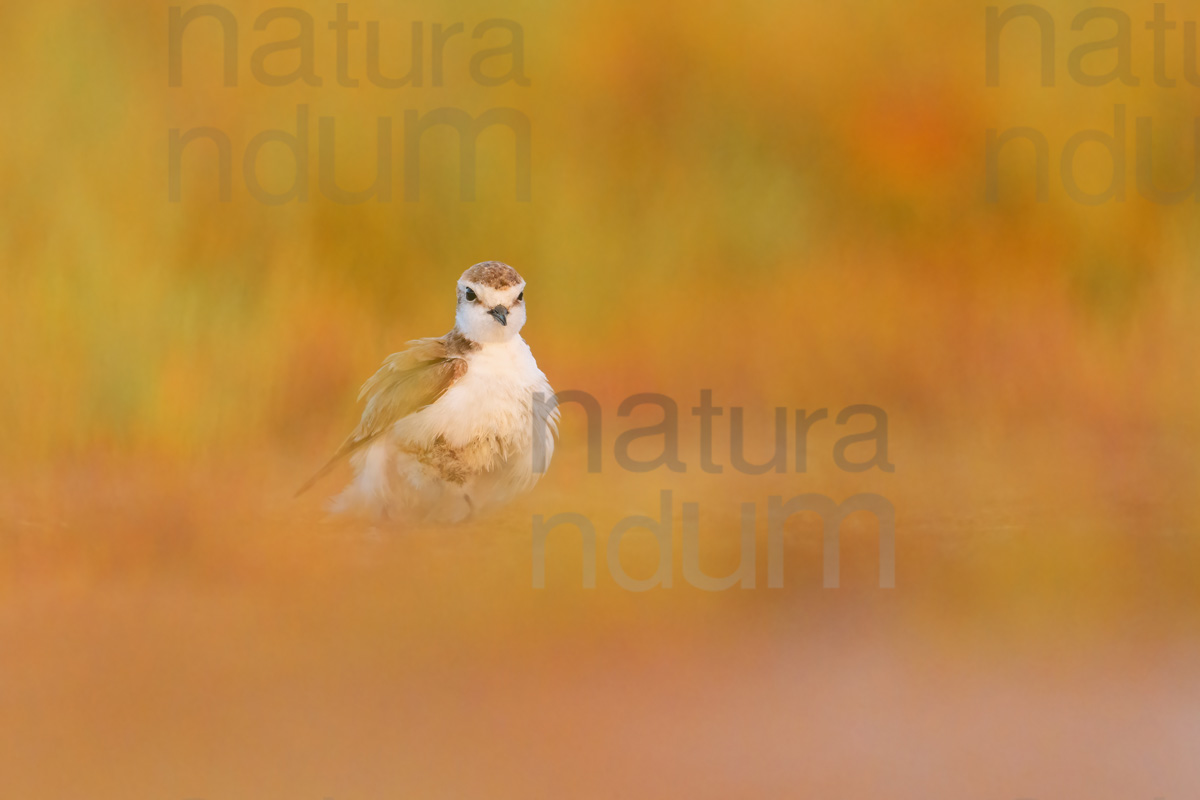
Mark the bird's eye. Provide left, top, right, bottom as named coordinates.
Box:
left=517, top=291, right=524, bottom=302
left=464, top=288, right=477, bottom=302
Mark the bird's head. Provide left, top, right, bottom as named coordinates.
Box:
left=455, top=261, right=527, bottom=343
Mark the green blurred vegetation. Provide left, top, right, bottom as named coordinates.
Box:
left=2, top=0, right=1198, bottom=462
left=0, top=0, right=1197, bottom=600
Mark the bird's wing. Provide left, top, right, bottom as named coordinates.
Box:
left=294, top=336, right=469, bottom=496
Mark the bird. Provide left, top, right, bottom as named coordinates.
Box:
left=296, top=261, right=558, bottom=524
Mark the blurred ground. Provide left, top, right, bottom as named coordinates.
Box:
left=2, top=426, right=1198, bottom=798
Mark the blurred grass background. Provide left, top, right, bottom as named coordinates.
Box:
left=2, top=0, right=1200, bottom=797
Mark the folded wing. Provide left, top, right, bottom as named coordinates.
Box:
left=294, top=336, right=468, bottom=496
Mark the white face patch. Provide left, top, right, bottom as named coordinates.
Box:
left=455, top=280, right=527, bottom=343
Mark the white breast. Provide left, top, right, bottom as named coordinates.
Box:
left=335, top=335, right=557, bottom=521
left=392, top=336, right=553, bottom=455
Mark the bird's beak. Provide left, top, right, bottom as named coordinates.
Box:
left=489, top=305, right=509, bottom=326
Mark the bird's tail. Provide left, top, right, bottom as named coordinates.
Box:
left=293, top=433, right=381, bottom=498
left=293, top=455, right=341, bottom=498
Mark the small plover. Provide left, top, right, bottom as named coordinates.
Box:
left=297, top=261, right=557, bottom=523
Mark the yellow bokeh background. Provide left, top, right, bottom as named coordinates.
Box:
left=2, top=0, right=1199, bottom=796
